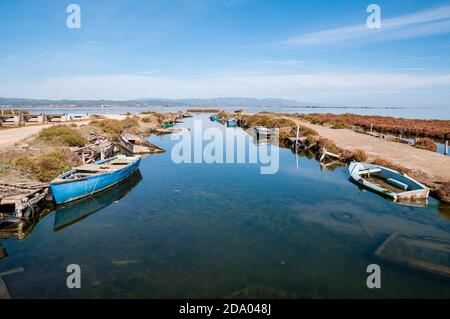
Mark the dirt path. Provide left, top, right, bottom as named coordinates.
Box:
left=0, top=124, right=55, bottom=148
left=296, top=120, right=450, bottom=182
left=0, top=115, right=126, bottom=148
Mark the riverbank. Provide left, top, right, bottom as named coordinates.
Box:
left=0, top=114, right=126, bottom=148
left=220, top=111, right=450, bottom=203
left=0, top=112, right=179, bottom=183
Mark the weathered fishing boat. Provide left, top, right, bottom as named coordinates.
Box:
left=50, top=155, right=141, bottom=205
left=227, top=118, right=238, bottom=127
left=348, top=162, right=429, bottom=201
left=120, top=132, right=164, bottom=154
left=209, top=115, right=220, bottom=122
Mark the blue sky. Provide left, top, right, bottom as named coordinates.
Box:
left=1, top=0, right=450, bottom=108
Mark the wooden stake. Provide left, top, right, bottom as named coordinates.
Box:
left=445, top=140, right=448, bottom=155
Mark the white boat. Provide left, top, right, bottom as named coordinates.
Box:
left=348, top=162, right=430, bottom=201
left=120, top=132, right=164, bottom=154
left=254, top=127, right=272, bottom=135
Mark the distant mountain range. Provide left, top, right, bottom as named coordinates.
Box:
left=0, top=97, right=410, bottom=110
left=0, top=97, right=307, bottom=107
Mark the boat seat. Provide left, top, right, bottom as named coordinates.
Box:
left=387, top=178, right=408, bottom=191
left=360, top=168, right=381, bottom=175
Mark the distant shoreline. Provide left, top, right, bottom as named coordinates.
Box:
left=0, top=104, right=415, bottom=110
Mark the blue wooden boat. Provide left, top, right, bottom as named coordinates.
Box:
left=227, top=118, right=238, bottom=127
left=50, top=155, right=142, bottom=205
left=349, top=162, right=429, bottom=201
left=209, top=115, right=220, bottom=122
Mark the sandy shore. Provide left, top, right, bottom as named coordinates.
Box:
left=297, top=120, right=450, bottom=183
left=0, top=115, right=126, bottom=148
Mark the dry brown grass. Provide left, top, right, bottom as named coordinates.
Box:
left=298, top=113, right=450, bottom=139
left=238, top=114, right=296, bottom=129
left=341, top=149, right=368, bottom=162
left=414, top=138, right=437, bottom=152
left=90, top=116, right=140, bottom=139
left=1, top=148, right=81, bottom=182
left=331, top=122, right=348, bottom=129
left=38, top=125, right=88, bottom=147
left=434, top=183, right=450, bottom=204
left=315, top=138, right=343, bottom=155
left=371, top=158, right=412, bottom=174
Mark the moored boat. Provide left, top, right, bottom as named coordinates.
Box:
left=162, top=122, right=175, bottom=128
left=209, top=115, right=220, bottom=122
left=348, top=162, right=430, bottom=201
left=120, top=132, right=164, bottom=154
left=50, top=155, right=142, bottom=205
left=254, top=126, right=272, bottom=135
left=227, top=118, right=238, bottom=127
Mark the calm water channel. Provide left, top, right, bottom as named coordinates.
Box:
left=0, top=115, right=449, bottom=298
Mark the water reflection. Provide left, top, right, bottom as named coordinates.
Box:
left=0, top=210, right=51, bottom=241
left=54, top=170, right=142, bottom=232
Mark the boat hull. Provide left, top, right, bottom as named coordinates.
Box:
left=119, top=139, right=150, bottom=154
left=50, top=158, right=141, bottom=205
left=227, top=119, right=238, bottom=127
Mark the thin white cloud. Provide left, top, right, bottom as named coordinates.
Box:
left=278, top=5, right=450, bottom=46
left=1, top=72, right=450, bottom=102
left=255, top=59, right=305, bottom=67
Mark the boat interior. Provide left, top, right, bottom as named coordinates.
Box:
left=55, top=156, right=137, bottom=181
left=123, top=133, right=144, bottom=145
left=359, top=167, right=423, bottom=193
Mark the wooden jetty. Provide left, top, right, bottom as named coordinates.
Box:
left=0, top=182, right=49, bottom=219
left=46, top=113, right=70, bottom=123
left=0, top=114, right=21, bottom=128
left=1, top=111, right=90, bottom=128
left=22, top=113, right=45, bottom=126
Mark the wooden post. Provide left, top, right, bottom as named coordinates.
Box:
left=295, top=125, right=300, bottom=151
left=445, top=140, right=448, bottom=155
left=82, top=153, right=86, bottom=164
left=100, top=149, right=105, bottom=160
left=370, top=124, right=373, bottom=133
